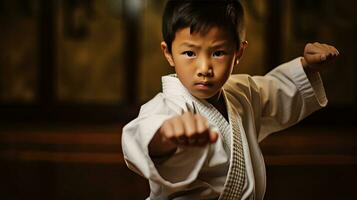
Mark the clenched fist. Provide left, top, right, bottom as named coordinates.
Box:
left=301, top=42, right=340, bottom=72
left=159, top=111, right=218, bottom=146
left=149, top=111, right=218, bottom=158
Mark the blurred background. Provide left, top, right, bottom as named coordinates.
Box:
left=0, top=0, right=356, bottom=199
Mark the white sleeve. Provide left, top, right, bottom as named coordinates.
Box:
left=121, top=93, right=209, bottom=188
left=254, top=57, right=328, bottom=141
left=226, top=57, right=327, bottom=142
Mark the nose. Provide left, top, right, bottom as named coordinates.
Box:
left=197, top=57, right=213, bottom=77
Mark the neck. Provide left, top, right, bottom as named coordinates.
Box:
left=207, top=90, right=222, bottom=105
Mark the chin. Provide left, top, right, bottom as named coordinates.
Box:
left=191, top=92, right=215, bottom=100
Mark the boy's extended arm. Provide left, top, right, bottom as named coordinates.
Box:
left=224, top=42, right=338, bottom=141
left=122, top=94, right=220, bottom=187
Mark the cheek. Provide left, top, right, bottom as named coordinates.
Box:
left=175, top=60, right=195, bottom=73
left=216, top=61, right=234, bottom=75
left=214, top=64, right=234, bottom=86
left=175, top=65, right=193, bottom=83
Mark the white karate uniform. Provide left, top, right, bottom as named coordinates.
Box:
left=122, top=58, right=327, bottom=200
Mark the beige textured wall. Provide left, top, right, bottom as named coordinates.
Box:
left=138, top=0, right=171, bottom=102
left=1, top=0, right=355, bottom=107
left=0, top=2, right=39, bottom=102
left=57, top=0, right=126, bottom=103
left=235, top=0, right=267, bottom=76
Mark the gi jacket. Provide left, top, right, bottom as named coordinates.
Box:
left=122, top=58, right=327, bottom=200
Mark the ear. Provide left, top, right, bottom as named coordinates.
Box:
left=234, top=40, right=248, bottom=65
left=161, top=41, right=175, bottom=67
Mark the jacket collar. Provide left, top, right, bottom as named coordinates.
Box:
left=162, top=74, right=192, bottom=98
left=161, top=74, right=235, bottom=155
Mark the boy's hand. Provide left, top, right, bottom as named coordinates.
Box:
left=301, top=42, right=340, bottom=72
left=159, top=111, right=218, bottom=146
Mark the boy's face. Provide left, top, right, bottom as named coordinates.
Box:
left=162, top=27, right=243, bottom=101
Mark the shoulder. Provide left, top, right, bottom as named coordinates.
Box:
left=139, top=93, right=165, bottom=114
left=139, top=93, right=184, bottom=116
left=224, top=74, right=260, bottom=101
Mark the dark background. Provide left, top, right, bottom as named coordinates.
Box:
left=0, top=0, right=356, bottom=199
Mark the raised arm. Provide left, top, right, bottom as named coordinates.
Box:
left=225, top=42, right=339, bottom=141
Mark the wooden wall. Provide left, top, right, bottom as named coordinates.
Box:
left=1, top=124, right=356, bottom=200
left=261, top=126, right=357, bottom=200
left=0, top=124, right=149, bottom=200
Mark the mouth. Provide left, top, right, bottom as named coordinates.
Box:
left=194, top=82, right=213, bottom=90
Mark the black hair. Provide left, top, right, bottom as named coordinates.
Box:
left=162, top=0, right=245, bottom=53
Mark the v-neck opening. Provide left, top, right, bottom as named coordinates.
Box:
left=208, top=92, right=229, bottom=123
left=162, top=74, right=232, bottom=128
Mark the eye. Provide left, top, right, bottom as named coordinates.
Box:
left=213, top=50, right=226, bottom=57
left=182, top=51, right=196, bottom=58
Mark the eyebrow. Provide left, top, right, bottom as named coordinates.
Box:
left=179, top=41, right=230, bottom=48
left=210, top=42, right=229, bottom=49
left=179, top=42, right=199, bottom=48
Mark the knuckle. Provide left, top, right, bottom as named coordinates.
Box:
left=174, top=129, right=185, bottom=137
left=173, top=115, right=181, bottom=122
left=195, top=114, right=205, bottom=122
left=196, top=115, right=208, bottom=125
left=197, top=126, right=209, bottom=134
left=161, top=124, right=170, bottom=134
left=185, top=130, right=195, bottom=137
left=162, top=119, right=170, bottom=127
left=165, top=133, right=175, bottom=140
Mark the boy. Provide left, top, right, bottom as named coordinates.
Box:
left=122, top=0, right=339, bottom=199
